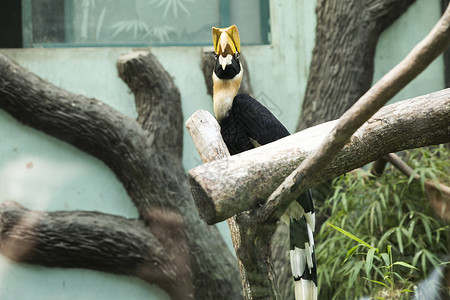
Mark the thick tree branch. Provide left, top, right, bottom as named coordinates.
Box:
left=0, top=200, right=191, bottom=299
left=117, top=51, right=183, bottom=158
left=257, top=5, right=450, bottom=223
left=188, top=89, right=450, bottom=224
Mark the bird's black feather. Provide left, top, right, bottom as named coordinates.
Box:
left=219, top=94, right=289, bottom=155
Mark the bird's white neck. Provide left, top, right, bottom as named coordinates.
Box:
left=212, top=69, right=243, bottom=121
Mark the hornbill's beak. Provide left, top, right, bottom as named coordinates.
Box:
left=212, top=25, right=241, bottom=70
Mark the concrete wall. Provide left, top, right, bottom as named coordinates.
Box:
left=0, top=0, right=444, bottom=299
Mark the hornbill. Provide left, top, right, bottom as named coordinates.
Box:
left=211, top=25, right=317, bottom=300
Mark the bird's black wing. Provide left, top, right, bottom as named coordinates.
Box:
left=232, top=93, right=290, bottom=144
left=219, top=111, right=256, bottom=155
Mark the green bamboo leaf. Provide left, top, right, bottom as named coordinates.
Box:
left=342, top=193, right=348, bottom=212
left=400, top=289, right=414, bottom=293
left=349, top=261, right=364, bottom=287
left=422, top=252, right=427, bottom=275
left=421, top=217, right=433, bottom=244
left=412, top=250, right=423, bottom=266
left=426, top=169, right=441, bottom=190
left=369, top=204, right=375, bottom=233
left=387, top=275, right=396, bottom=288
left=365, top=248, right=377, bottom=275
left=363, top=277, right=388, bottom=287
left=375, top=201, right=383, bottom=231
left=379, top=192, right=386, bottom=207
left=343, top=245, right=360, bottom=264
left=407, top=170, right=418, bottom=185
left=424, top=250, right=440, bottom=267
left=396, top=228, right=404, bottom=254
left=407, top=220, right=416, bottom=241
left=380, top=253, right=390, bottom=267
left=378, top=228, right=395, bottom=248
left=329, top=223, right=374, bottom=249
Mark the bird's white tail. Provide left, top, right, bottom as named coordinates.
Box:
left=294, top=279, right=317, bottom=300
left=289, top=190, right=317, bottom=300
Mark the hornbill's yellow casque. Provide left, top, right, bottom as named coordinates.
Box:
left=211, top=25, right=317, bottom=300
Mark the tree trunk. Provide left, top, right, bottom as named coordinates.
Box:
left=297, top=0, right=416, bottom=131
left=0, top=51, right=242, bottom=300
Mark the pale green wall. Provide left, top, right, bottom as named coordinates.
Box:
left=373, top=0, right=445, bottom=103
left=0, top=0, right=445, bottom=299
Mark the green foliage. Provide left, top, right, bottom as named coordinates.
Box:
left=316, top=145, right=450, bottom=299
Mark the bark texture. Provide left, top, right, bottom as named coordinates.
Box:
left=0, top=51, right=242, bottom=300
left=297, top=0, right=416, bottom=131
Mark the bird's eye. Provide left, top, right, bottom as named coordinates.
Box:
left=234, top=52, right=240, bottom=60
left=214, top=54, right=219, bottom=59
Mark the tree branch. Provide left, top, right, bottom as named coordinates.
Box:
left=185, top=110, right=230, bottom=163
left=116, top=51, right=183, bottom=158
left=0, top=200, right=192, bottom=299
left=256, top=5, right=450, bottom=223
left=188, top=89, right=450, bottom=224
